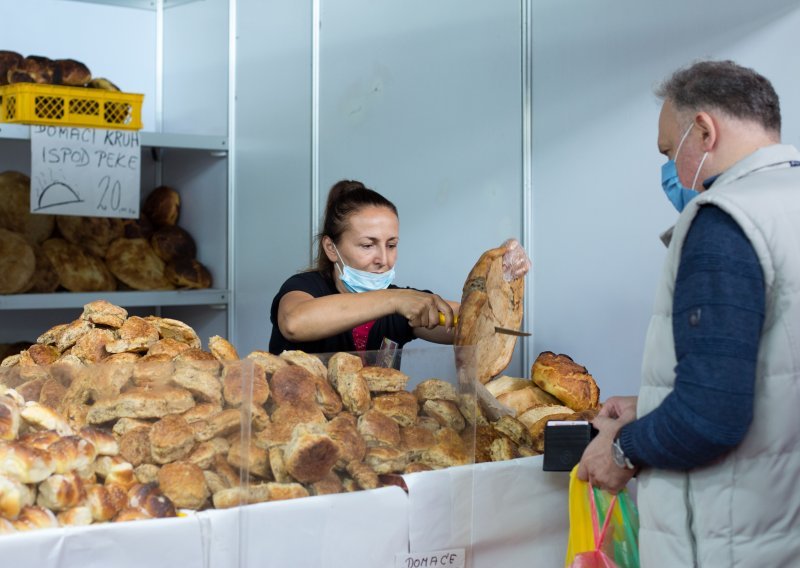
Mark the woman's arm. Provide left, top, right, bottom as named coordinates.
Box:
left=278, top=289, right=456, bottom=342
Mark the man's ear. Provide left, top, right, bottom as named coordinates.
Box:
left=322, top=236, right=338, bottom=263
left=694, top=111, right=718, bottom=151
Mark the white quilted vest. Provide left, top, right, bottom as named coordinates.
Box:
left=637, top=144, right=800, bottom=568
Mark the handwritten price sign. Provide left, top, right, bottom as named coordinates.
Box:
left=30, top=126, right=141, bottom=219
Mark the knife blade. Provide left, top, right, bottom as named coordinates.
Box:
left=494, top=326, right=531, bottom=337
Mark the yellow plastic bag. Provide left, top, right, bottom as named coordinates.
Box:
left=564, top=466, right=639, bottom=568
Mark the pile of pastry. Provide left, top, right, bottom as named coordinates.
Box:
left=0, top=300, right=542, bottom=533
left=485, top=351, right=600, bottom=451
left=0, top=172, right=212, bottom=294
left=0, top=386, right=177, bottom=534
left=0, top=50, right=119, bottom=91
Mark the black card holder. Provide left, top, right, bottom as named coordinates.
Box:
left=542, top=420, right=598, bottom=472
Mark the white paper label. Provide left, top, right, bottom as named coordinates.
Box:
left=30, top=125, right=141, bottom=218
left=395, top=548, right=466, bottom=568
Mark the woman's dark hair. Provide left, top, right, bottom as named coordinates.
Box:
left=312, top=180, right=399, bottom=276
left=656, top=60, right=781, bottom=134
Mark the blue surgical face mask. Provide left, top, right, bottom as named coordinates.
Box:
left=332, top=243, right=395, bottom=293
left=661, top=122, right=709, bottom=212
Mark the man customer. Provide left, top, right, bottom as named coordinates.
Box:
left=577, top=60, right=800, bottom=567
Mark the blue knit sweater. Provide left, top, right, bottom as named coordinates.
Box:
left=619, top=205, right=766, bottom=470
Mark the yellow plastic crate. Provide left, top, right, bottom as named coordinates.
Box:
left=0, top=83, right=143, bottom=130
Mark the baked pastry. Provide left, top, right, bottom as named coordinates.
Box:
left=222, top=361, right=269, bottom=407
left=57, top=506, right=93, bottom=526
left=246, top=350, right=288, bottom=376
left=144, top=316, right=201, bottom=349
left=420, top=427, right=470, bottom=469
left=85, top=484, right=123, bottom=521
left=165, top=257, right=212, bottom=289
left=181, top=402, right=223, bottom=424
left=269, top=365, right=318, bottom=407
left=485, top=375, right=532, bottom=398
left=327, top=351, right=363, bottom=389
left=127, top=482, right=176, bottom=518
left=490, top=437, right=518, bottom=462
left=23, top=243, right=59, bottom=293
left=0, top=228, right=35, bottom=294
left=497, top=384, right=561, bottom=416
left=0, top=171, right=55, bottom=245
left=335, top=367, right=371, bottom=416
left=106, top=238, right=173, bottom=290
left=37, top=472, right=86, bottom=511
left=208, top=335, right=239, bottom=362
left=456, top=393, right=489, bottom=427
left=171, top=361, right=223, bottom=405
left=284, top=423, right=340, bottom=483
left=346, top=460, right=379, bottom=490
left=267, top=482, right=310, bottom=501
left=106, top=316, right=160, bottom=354
left=52, top=58, right=91, bottom=86
left=0, top=51, right=23, bottom=85
left=227, top=436, right=270, bottom=478
left=309, top=472, right=344, bottom=496
left=143, top=186, right=180, bottom=227
left=413, top=379, right=458, bottom=403
left=0, top=442, right=54, bottom=483
left=455, top=242, right=525, bottom=384
left=38, top=378, right=67, bottom=410
left=86, top=386, right=195, bottom=423
left=0, top=473, right=34, bottom=519
left=190, top=408, right=241, bottom=442
left=202, top=470, right=228, bottom=494
left=144, top=338, right=189, bottom=359
left=357, top=409, right=401, bottom=448
left=149, top=414, right=195, bottom=464
left=187, top=437, right=230, bottom=470
left=42, top=238, right=116, bottom=292
left=48, top=435, right=98, bottom=473
left=371, top=391, right=419, bottom=427
left=157, top=461, right=209, bottom=510
left=493, top=414, right=535, bottom=447
left=18, top=55, right=55, bottom=83
left=113, top=507, right=152, bottom=522
left=150, top=226, right=197, bottom=262
left=20, top=400, right=74, bottom=436
left=0, top=394, right=21, bottom=442
left=81, top=300, right=128, bottom=328
left=56, top=215, right=124, bottom=258
left=400, top=425, right=436, bottom=460
left=88, top=77, right=120, bottom=92
left=13, top=505, right=59, bottom=530
left=421, top=399, right=466, bottom=432
left=279, top=350, right=328, bottom=382
left=325, top=413, right=367, bottom=468
left=531, top=351, right=600, bottom=412
left=357, top=366, right=410, bottom=392
left=118, top=427, right=152, bottom=467
left=45, top=319, right=93, bottom=352
left=363, top=446, right=408, bottom=475
left=70, top=328, right=115, bottom=363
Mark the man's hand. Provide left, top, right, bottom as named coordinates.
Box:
left=598, top=396, right=638, bottom=422
left=577, top=415, right=637, bottom=493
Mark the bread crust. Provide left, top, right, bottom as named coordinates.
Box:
left=531, top=351, right=600, bottom=411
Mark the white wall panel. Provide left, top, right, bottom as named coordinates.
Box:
left=531, top=0, right=800, bottom=396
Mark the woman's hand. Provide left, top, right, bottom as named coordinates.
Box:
left=391, top=289, right=455, bottom=330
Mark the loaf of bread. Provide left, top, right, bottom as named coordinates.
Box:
left=0, top=51, right=23, bottom=85
left=143, top=186, right=180, bottom=228
left=0, top=228, right=35, bottom=294
left=52, top=58, right=91, bottom=86
left=531, top=351, right=600, bottom=411
left=56, top=215, right=124, bottom=258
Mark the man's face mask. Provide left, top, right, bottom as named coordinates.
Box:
left=661, top=122, right=709, bottom=212
left=332, top=243, right=396, bottom=293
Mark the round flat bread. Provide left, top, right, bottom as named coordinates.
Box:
left=455, top=243, right=524, bottom=384
left=106, top=238, right=174, bottom=291
left=0, top=228, right=35, bottom=294
left=56, top=215, right=124, bottom=258
left=22, top=243, right=60, bottom=293
left=0, top=171, right=55, bottom=244
left=42, top=238, right=117, bottom=292
left=165, top=257, right=212, bottom=289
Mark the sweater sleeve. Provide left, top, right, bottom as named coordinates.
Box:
left=619, top=205, right=765, bottom=470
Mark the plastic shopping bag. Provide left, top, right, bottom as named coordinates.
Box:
left=564, top=466, right=639, bottom=568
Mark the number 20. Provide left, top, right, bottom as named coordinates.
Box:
left=98, top=175, right=122, bottom=211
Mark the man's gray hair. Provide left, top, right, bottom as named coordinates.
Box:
left=656, top=60, right=781, bottom=134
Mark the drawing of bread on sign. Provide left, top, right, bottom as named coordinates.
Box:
left=35, top=176, right=84, bottom=211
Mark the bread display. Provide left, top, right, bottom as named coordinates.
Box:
left=0, top=50, right=23, bottom=86
left=0, top=174, right=213, bottom=295
left=0, top=299, right=598, bottom=534
left=455, top=242, right=525, bottom=384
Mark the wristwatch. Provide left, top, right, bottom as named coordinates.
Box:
left=612, top=436, right=635, bottom=470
